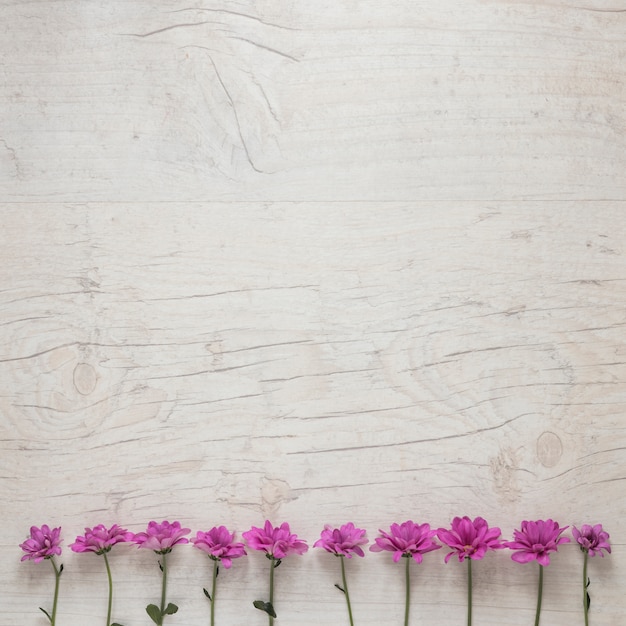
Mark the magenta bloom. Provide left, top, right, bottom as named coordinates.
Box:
left=242, top=520, right=308, bottom=559
left=505, top=519, right=570, bottom=566
left=133, top=520, right=190, bottom=554
left=314, top=522, right=369, bottom=558
left=437, top=516, right=503, bottom=563
left=573, top=524, right=611, bottom=557
left=70, top=524, right=134, bottom=555
left=192, top=526, right=247, bottom=568
left=20, top=525, right=62, bottom=563
left=369, top=520, right=440, bottom=563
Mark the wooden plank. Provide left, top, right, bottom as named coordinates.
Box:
left=1, top=0, right=625, bottom=623
left=1, top=204, right=624, bottom=624
left=1, top=1, right=625, bottom=202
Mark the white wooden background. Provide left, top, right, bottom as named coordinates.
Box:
left=1, top=1, right=625, bottom=625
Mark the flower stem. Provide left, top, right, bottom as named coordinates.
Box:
left=50, top=557, right=61, bottom=626
left=103, top=552, right=113, bottom=626
left=269, top=557, right=275, bottom=626
left=467, top=558, right=472, bottom=626
left=211, top=558, right=218, bottom=626
left=404, top=556, right=410, bottom=626
left=534, top=564, right=543, bottom=626
left=161, top=552, right=168, bottom=622
left=340, top=556, right=355, bottom=626
left=583, top=551, right=589, bottom=626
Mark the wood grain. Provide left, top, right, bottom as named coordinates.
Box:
left=1, top=1, right=625, bottom=624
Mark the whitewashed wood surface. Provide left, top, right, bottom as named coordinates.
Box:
left=1, top=1, right=625, bottom=625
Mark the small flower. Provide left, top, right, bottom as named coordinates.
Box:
left=193, top=527, right=246, bottom=626
left=573, top=524, right=611, bottom=557
left=505, top=519, right=570, bottom=566
left=438, top=517, right=503, bottom=626
left=71, top=524, right=132, bottom=626
left=20, top=525, right=63, bottom=626
left=133, top=520, right=190, bottom=555
left=242, top=520, right=308, bottom=559
left=575, top=524, right=610, bottom=625
left=70, top=524, right=134, bottom=555
left=369, top=520, right=440, bottom=563
left=370, top=521, right=439, bottom=626
left=315, top=523, right=367, bottom=625
left=191, top=526, right=247, bottom=569
left=135, top=522, right=190, bottom=625
left=437, top=516, right=503, bottom=563
left=20, top=525, right=62, bottom=563
left=243, top=521, right=308, bottom=625
left=314, top=523, right=368, bottom=558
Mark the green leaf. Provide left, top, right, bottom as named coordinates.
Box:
left=158, top=560, right=164, bottom=572
left=334, top=583, right=345, bottom=594
left=146, top=604, right=162, bottom=625
left=203, top=587, right=212, bottom=601
left=253, top=600, right=277, bottom=618
left=163, top=603, right=179, bottom=615
left=38, top=607, right=52, bottom=623
left=273, top=558, right=282, bottom=568
left=110, top=623, right=125, bottom=626
left=59, top=563, right=64, bottom=575
left=586, top=592, right=591, bottom=611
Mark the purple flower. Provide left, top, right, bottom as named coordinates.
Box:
left=191, top=526, right=247, bottom=569
left=242, top=520, right=308, bottom=559
left=313, top=522, right=369, bottom=558
left=133, top=520, right=190, bottom=555
left=70, top=524, right=134, bottom=555
left=369, top=520, right=440, bottom=563
left=437, top=516, right=503, bottom=563
left=20, top=525, right=62, bottom=563
left=505, top=519, right=570, bottom=566
left=573, top=524, right=611, bottom=557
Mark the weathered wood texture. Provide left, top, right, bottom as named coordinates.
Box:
left=1, top=2, right=625, bottom=625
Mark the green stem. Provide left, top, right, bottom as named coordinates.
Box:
left=161, top=552, right=168, bottom=623
left=269, top=558, right=275, bottom=626
left=583, top=551, right=589, bottom=626
left=103, top=552, right=113, bottom=626
left=534, top=564, right=543, bottom=626
left=211, top=558, right=218, bottom=626
left=467, top=558, right=472, bottom=626
left=50, top=557, right=61, bottom=626
left=340, top=556, right=355, bottom=626
left=404, top=556, right=410, bottom=626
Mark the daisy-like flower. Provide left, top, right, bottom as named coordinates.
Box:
left=20, top=525, right=63, bottom=626
left=314, top=523, right=368, bottom=626
left=71, top=524, right=133, bottom=626
left=133, top=520, right=190, bottom=555
left=314, top=522, right=368, bottom=558
left=71, top=524, right=133, bottom=556
left=573, top=524, right=611, bottom=558
left=369, top=520, right=440, bottom=563
left=505, top=520, right=570, bottom=626
left=20, top=524, right=62, bottom=563
left=243, top=520, right=308, bottom=559
left=192, top=526, right=247, bottom=569
left=437, top=517, right=503, bottom=626
left=370, top=521, right=440, bottom=626
left=192, top=526, right=246, bottom=626
left=573, top=524, right=611, bottom=626
left=505, top=519, right=569, bottom=567
left=243, top=521, right=308, bottom=625
left=437, top=516, right=503, bottom=563
left=134, top=521, right=191, bottom=625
